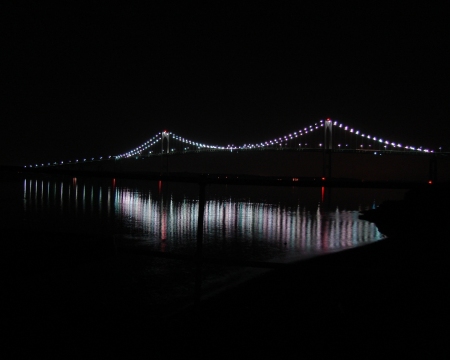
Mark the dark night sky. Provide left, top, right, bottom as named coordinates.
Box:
left=2, top=3, right=449, bottom=166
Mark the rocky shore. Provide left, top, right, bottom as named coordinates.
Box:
left=360, top=183, right=450, bottom=238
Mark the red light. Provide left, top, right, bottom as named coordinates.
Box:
left=428, top=180, right=433, bottom=184
left=322, top=177, right=326, bottom=181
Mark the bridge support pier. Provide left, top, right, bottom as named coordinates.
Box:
left=323, top=150, right=332, bottom=179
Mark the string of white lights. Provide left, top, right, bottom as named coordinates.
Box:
left=327, top=119, right=432, bottom=152
left=115, top=132, right=163, bottom=159
left=25, top=119, right=433, bottom=168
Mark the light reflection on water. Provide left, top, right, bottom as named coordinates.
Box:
left=14, top=177, right=387, bottom=263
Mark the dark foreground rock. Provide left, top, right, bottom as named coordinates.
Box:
left=360, top=183, right=450, bottom=238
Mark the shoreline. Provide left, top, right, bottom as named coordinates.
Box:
left=4, top=230, right=449, bottom=357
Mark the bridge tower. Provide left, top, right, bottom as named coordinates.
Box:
left=161, top=131, right=170, bottom=154
left=161, top=130, right=170, bottom=174
left=324, top=119, right=332, bottom=150
left=323, top=119, right=332, bottom=178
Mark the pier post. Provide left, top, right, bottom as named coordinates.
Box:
left=194, top=176, right=207, bottom=308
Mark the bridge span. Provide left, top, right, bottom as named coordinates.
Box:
left=25, top=119, right=449, bottom=183
left=44, top=149, right=450, bottom=184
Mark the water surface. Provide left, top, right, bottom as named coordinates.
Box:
left=0, top=176, right=406, bottom=263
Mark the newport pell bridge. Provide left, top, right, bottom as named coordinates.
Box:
left=26, top=119, right=449, bottom=185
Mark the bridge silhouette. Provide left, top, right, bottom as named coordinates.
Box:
left=25, top=119, right=449, bottom=184
left=115, top=119, right=438, bottom=159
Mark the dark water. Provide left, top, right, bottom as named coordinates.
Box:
left=1, top=176, right=407, bottom=263
left=1, top=175, right=410, bottom=314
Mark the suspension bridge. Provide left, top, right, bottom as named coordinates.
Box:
left=25, top=119, right=450, bottom=184
left=114, top=119, right=438, bottom=158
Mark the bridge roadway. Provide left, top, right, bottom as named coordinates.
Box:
left=24, top=148, right=450, bottom=187
left=118, top=149, right=449, bottom=182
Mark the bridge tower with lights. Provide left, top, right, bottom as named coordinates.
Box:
left=323, top=119, right=333, bottom=178
left=161, top=130, right=170, bottom=173
left=161, top=130, right=170, bottom=154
